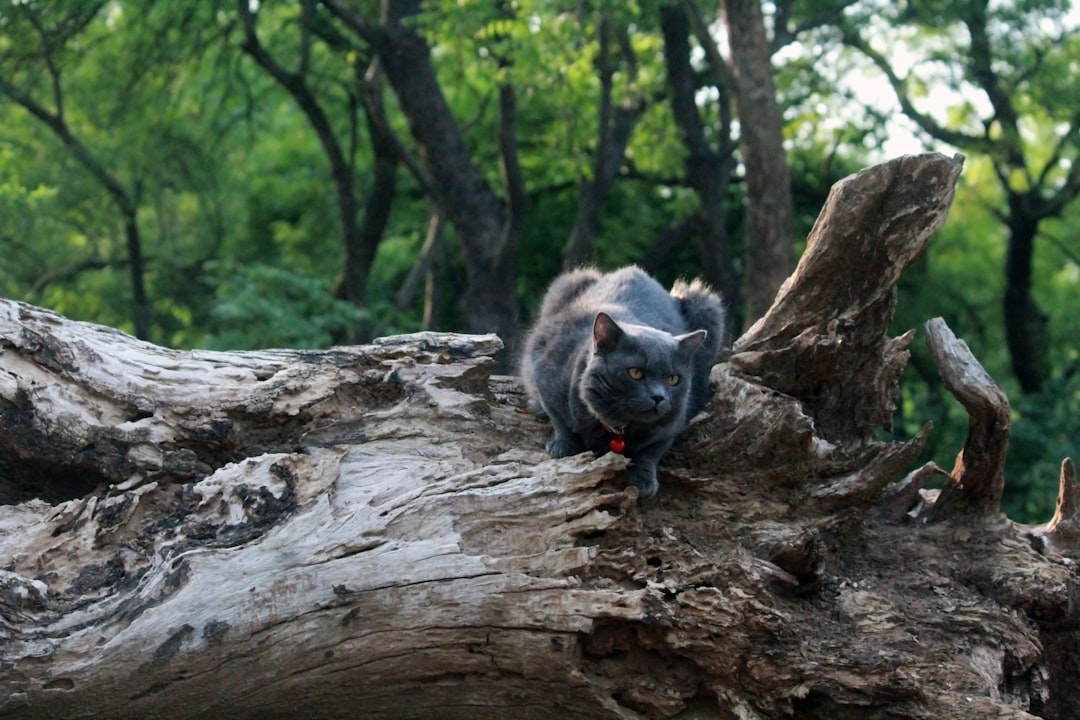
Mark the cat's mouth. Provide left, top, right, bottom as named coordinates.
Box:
left=626, top=405, right=670, bottom=424
left=587, top=397, right=670, bottom=428
left=644, top=399, right=672, bottom=416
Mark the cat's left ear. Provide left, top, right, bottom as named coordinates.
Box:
left=593, top=312, right=624, bottom=355
left=676, top=330, right=707, bottom=358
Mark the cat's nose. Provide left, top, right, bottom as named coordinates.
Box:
left=650, top=392, right=666, bottom=407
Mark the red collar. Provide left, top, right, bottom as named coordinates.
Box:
left=601, top=423, right=627, bottom=454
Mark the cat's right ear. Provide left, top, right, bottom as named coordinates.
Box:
left=593, top=312, right=623, bottom=354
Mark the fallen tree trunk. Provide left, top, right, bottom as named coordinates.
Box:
left=2, top=153, right=1078, bottom=719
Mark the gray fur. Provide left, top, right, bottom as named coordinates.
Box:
left=520, top=266, right=725, bottom=498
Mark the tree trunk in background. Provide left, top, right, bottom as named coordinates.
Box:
left=240, top=1, right=389, bottom=342
left=121, top=210, right=151, bottom=342
left=324, top=0, right=522, bottom=366
left=331, top=59, right=400, bottom=341
left=723, top=0, right=796, bottom=325
left=1004, top=203, right=1050, bottom=394
left=660, top=3, right=739, bottom=330
left=562, top=14, right=643, bottom=269
left=5, top=153, right=1080, bottom=719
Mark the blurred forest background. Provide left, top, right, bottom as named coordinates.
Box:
left=0, top=0, right=1077, bottom=523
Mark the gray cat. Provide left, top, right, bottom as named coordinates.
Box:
left=520, top=266, right=725, bottom=498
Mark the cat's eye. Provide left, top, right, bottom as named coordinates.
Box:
left=667, top=374, right=680, bottom=386
left=628, top=367, right=645, bottom=380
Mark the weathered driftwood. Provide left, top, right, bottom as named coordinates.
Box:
left=2, top=152, right=1078, bottom=719
left=923, top=317, right=1011, bottom=521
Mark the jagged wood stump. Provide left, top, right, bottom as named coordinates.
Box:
left=3, top=153, right=1079, bottom=719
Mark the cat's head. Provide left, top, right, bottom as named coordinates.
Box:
left=580, top=312, right=706, bottom=429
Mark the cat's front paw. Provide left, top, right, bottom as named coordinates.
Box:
left=625, top=463, right=659, bottom=499
left=546, top=435, right=584, bottom=458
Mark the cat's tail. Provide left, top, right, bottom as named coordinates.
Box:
left=671, top=278, right=727, bottom=417
left=538, top=267, right=602, bottom=318
left=671, top=278, right=726, bottom=354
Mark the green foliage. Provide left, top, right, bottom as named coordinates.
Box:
left=1007, top=374, right=1080, bottom=522
left=204, top=260, right=364, bottom=350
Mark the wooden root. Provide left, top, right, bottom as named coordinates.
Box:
left=1027, top=458, right=1080, bottom=559
left=923, top=316, right=1010, bottom=521
left=734, top=153, right=965, bottom=442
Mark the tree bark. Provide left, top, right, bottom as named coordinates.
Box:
left=3, top=153, right=1079, bottom=719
